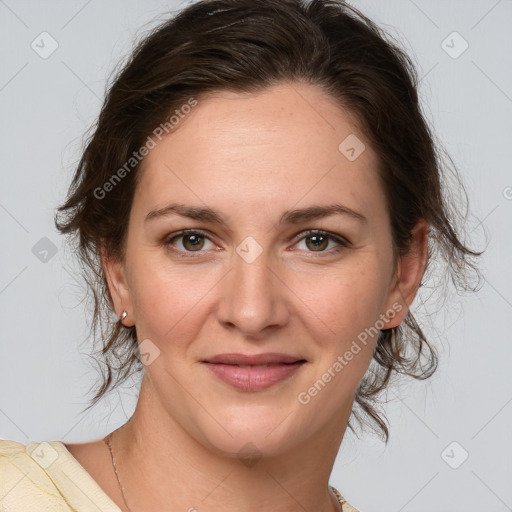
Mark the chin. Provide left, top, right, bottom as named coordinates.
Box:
left=190, top=404, right=311, bottom=462
left=203, top=429, right=297, bottom=463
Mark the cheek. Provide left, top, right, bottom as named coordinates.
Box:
left=293, top=261, right=388, bottom=342
left=291, top=259, right=389, bottom=395
left=128, top=258, right=217, bottom=348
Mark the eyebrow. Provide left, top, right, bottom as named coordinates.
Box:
left=145, top=202, right=367, bottom=228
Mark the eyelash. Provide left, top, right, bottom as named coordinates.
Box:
left=163, top=229, right=350, bottom=259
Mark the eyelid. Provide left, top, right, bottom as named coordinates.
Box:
left=164, top=229, right=219, bottom=255
left=288, top=229, right=351, bottom=257
left=290, top=229, right=350, bottom=246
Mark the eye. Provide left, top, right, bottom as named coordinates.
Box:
left=164, top=230, right=217, bottom=256
left=163, top=229, right=350, bottom=258
left=293, top=230, right=349, bottom=255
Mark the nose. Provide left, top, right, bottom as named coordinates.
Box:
left=215, top=244, right=290, bottom=338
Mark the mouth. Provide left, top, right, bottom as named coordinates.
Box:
left=202, top=352, right=305, bottom=365
left=201, top=353, right=307, bottom=391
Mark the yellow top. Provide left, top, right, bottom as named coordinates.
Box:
left=0, top=439, right=361, bottom=511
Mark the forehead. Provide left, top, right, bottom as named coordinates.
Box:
left=134, top=82, right=383, bottom=221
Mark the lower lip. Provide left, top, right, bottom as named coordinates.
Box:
left=202, top=362, right=305, bottom=391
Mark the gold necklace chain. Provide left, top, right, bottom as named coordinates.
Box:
left=104, top=430, right=343, bottom=512
left=104, top=431, right=133, bottom=512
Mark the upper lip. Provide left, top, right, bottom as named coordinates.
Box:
left=203, top=353, right=305, bottom=365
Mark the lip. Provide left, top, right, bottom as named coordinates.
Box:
left=202, top=353, right=306, bottom=391
left=203, top=353, right=304, bottom=365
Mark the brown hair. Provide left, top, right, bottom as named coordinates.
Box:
left=55, top=0, right=482, bottom=443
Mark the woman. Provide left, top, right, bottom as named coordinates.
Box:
left=0, top=0, right=481, bottom=510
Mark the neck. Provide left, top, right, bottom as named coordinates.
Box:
left=109, top=375, right=349, bottom=512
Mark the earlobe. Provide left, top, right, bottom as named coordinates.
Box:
left=381, top=218, right=429, bottom=329
left=101, top=246, right=134, bottom=327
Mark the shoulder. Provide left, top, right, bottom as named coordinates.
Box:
left=0, top=438, right=58, bottom=475
left=342, top=501, right=363, bottom=512
left=331, top=485, right=363, bottom=512
left=0, top=439, right=72, bottom=510
left=0, top=439, right=25, bottom=457
left=0, top=438, right=121, bottom=511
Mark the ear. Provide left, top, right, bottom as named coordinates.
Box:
left=101, top=245, right=135, bottom=327
left=380, top=218, right=429, bottom=329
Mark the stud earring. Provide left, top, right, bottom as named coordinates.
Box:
left=120, top=310, right=128, bottom=322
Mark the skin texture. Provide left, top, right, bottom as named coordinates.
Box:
left=67, top=82, right=428, bottom=512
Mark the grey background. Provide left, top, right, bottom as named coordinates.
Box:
left=0, top=1, right=511, bottom=511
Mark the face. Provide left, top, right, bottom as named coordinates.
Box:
left=104, top=82, right=427, bottom=458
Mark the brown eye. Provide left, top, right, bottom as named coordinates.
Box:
left=294, top=230, right=349, bottom=256
left=165, top=230, right=215, bottom=254
left=181, top=233, right=205, bottom=251
left=305, top=234, right=329, bottom=251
